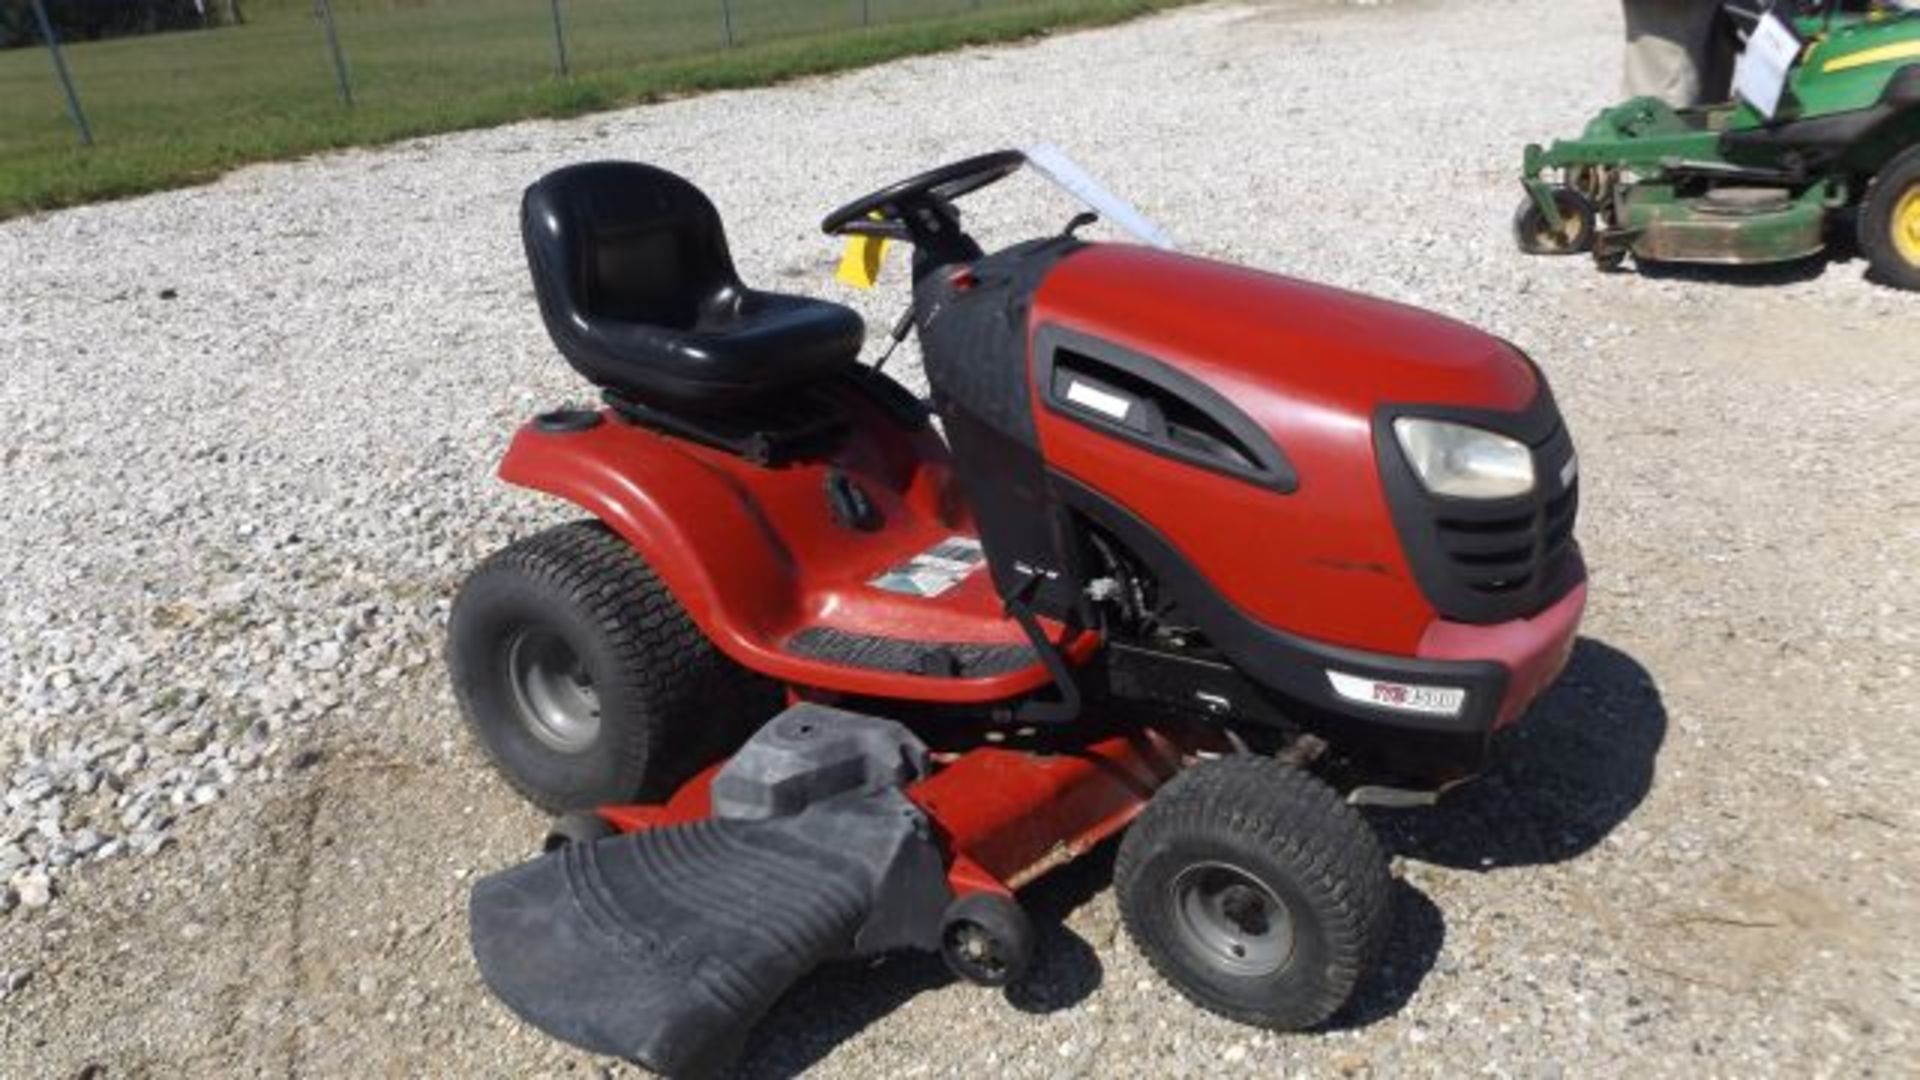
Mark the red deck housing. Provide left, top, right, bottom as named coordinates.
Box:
left=599, top=728, right=1196, bottom=898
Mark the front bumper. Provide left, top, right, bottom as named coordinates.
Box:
left=1250, top=560, right=1587, bottom=783
left=1418, top=576, right=1587, bottom=729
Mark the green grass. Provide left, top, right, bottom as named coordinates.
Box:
left=0, top=0, right=1184, bottom=219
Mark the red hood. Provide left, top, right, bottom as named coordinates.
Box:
left=1030, top=244, right=1539, bottom=431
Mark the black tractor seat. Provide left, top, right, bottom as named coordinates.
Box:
left=521, top=161, right=866, bottom=411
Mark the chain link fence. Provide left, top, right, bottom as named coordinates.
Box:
left=1, top=0, right=1140, bottom=214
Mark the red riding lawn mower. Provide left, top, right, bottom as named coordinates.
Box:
left=454, top=150, right=1587, bottom=1076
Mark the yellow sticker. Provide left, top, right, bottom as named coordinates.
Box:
left=836, top=233, right=891, bottom=290
left=1823, top=40, right=1920, bottom=74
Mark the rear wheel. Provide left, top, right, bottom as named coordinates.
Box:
left=1513, top=188, right=1596, bottom=256
left=448, top=521, right=781, bottom=813
left=1115, top=757, right=1391, bottom=1030
left=1860, top=147, right=1920, bottom=292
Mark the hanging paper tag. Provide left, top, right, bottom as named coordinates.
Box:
left=1734, top=13, right=1802, bottom=120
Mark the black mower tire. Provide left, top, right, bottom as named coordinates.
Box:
left=1114, top=757, right=1392, bottom=1031
left=447, top=520, right=781, bottom=814
left=1513, top=188, right=1596, bottom=256
left=939, top=891, right=1035, bottom=988
left=1859, top=146, right=1920, bottom=292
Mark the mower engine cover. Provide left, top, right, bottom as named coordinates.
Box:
left=911, top=238, right=1584, bottom=777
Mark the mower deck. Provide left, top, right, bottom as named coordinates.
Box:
left=470, top=704, right=1194, bottom=1076
left=601, top=717, right=1189, bottom=894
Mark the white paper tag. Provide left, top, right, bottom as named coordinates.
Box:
left=1734, top=12, right=1801, bottom=120
left=1024, top=143, right=1179, bottom=250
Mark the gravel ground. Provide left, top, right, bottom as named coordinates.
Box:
left=2, top=0, right=1917, bottom=1075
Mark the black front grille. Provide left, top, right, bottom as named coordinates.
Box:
left=1377, top=398, right=1584, bottom=625
left=1432, top=426, right=1578, bottom=602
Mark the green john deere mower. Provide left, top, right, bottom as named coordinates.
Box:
left=1518, top=0, right=1920, bottom=290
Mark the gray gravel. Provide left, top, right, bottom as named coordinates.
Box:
left=2, top=0, right=1917, bottom=1075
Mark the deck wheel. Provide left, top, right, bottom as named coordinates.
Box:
left=939, top=891, right=1034, bottom=988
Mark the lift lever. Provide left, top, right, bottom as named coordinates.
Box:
left=872, top=303, right=917, bottom=373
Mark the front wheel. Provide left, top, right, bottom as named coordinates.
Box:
left=1115, top=757, right=1392, bottom=1030
left=1859, top=146, right=1920, bottom=292
left=447, top=521, right=781, bottom=813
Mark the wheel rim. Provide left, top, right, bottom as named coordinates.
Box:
left=1536, top=199, right=1586, bottom=249
left=1169, top=861, right=1295, bottom=977
left=1518, top=189, right=1592, bottom=255
left=1894, top=184, right=1920, bottom=267
left=505, top=627, right=601, bottom=753
left=944, top=921, right=1010, bottom=983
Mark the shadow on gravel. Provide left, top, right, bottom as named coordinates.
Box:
left=1371, top=637, right=1667, bottom=870
left=735, top=844, right=1111, bottom=1078
left=1321, top=638, right=1664, bottom=1031
left=1005, top=842, right=1115, bottom=1014
left=733, top=954, right=951, bottom=1078
left=1327, top=880, right=1446, bottom=1031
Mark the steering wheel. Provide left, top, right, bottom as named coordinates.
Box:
left=820, top=150, right=1027, bottom=240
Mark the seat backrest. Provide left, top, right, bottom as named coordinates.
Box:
left=522, top=161, right=740, bottom=333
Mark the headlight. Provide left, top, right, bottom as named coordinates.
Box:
left=1392, top=418, right=1534, bottom=500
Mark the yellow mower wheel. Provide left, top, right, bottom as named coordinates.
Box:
left=1894, top=188, right=1920, bottom=267
left=1860, top=147, right=1920, bottom=292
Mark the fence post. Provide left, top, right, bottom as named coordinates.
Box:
left=861, top=0, right=870, bottom=27
left=719, top=0, right=735, bottom=47
left=315, top=0, right=354, bottom=107
left=30, top=0, right=92, bottom=147
left=549, top=0, right=570, bottom=77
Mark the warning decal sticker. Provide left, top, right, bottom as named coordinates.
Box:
left=869, top=536, right=986, bottom=598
